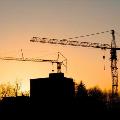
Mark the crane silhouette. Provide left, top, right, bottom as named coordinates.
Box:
left=30, top=29, right=120, bottom=98
left=0, top=52, right=67, bottom=74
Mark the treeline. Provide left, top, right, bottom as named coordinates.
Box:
left=0, top=82, right=29, bottom=99
left=75, top=81, right=112, bottom=102
left=74, top=81, right=120, bottom=115
left=0, top=81, right=119, bottom=103
left=0, top=81, right=120, bottom=115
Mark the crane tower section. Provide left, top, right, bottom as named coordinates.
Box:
left=110, top=30, right=118, bottom=96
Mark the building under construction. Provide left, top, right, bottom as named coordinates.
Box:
left=30, top=73, right=74, bottom=101
left=30, top=72, right=75, bottom=113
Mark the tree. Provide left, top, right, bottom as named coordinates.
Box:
left=14, top=81, right=21, bottom=96
left=0, top=83, right=15, bottom=99
left=76, top=81, right=87, bottom=98
left=0, top=82, right=29, bottom=99
left=88, top=86, right=104, bottom=101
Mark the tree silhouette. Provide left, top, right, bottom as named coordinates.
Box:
left=86, top=86, right=107, bottom=113
left=75, top=80, right=88, bottom=113
left=88, top=86, right=104, bottom=101
left=76, top=81, right=87, bottom=98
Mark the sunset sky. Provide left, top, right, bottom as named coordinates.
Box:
left=0, top=0, right=120, bottom=91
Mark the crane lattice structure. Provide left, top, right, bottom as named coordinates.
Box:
left=30, top=29, right=120, bottom=97
left=0, top=52, right=67, bottom=74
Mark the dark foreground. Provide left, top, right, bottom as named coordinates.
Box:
left=0, top=96, right=120, bottom=118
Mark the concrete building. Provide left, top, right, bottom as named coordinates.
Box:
left=30, top=73, right=74, bottom=101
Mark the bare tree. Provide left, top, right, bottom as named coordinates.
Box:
left=0, top=82, right=29, bottom=99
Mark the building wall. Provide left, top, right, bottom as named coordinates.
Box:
left=30, top=73, right=74, bottom=101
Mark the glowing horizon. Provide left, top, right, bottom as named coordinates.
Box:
left=0, top=0, right=120, bottom=92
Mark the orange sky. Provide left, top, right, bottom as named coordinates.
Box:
left=0, top=0, right=120, bottom=91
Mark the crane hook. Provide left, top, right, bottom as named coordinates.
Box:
left=103, top=49, right=106, bottom=70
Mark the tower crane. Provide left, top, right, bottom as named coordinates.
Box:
left=30, top=29, right=120, bottom=97
left=0, top=52, right=67, bottom=73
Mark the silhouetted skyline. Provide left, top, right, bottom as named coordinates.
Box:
left=0, top=0, right=120, bottom=91
left=0, top=73, right=120, bottom=117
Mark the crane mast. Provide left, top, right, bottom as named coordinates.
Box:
left=30, top=30, right=120, bottom=97
left=111, top=30, right=118, bottom=96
